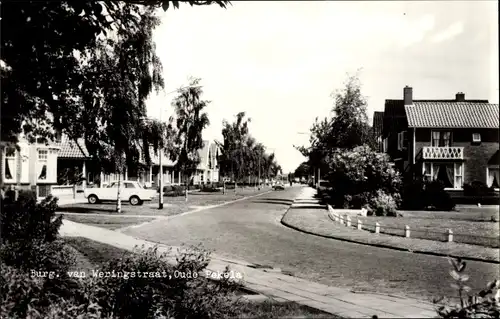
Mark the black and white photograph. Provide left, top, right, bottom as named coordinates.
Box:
left=1, top=1, right=499, bottom=318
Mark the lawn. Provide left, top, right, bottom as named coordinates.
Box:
left=57, top=187, right=270, bottom=217
left=63, top=236, right=336, bottom=319
left=356, top=212, right=500, bottom=248
left=282, top=208, right=499, bottom=263
left=61, top=214, right=155, bottom=230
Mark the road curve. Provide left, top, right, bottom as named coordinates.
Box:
left=123, top=186, right=499, bottom=302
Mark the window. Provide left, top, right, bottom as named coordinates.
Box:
left=454, top=163, right=463, bottom=188
left=472, top=133, right=481, bottom=143
left=37, top=149, right=48, bottom=180
left=423, top=162, right=463, bottom=189
left=108, top=182, right=118, bottom=188
left=431, top=131, right=452, bottom=147
left=4, top=147, right=16, bottom=180
left=125, top=182, right=136, bottom=189
left=423, top=162, right=432, bottom=181
left=38, top=149, right=48, bottom=160
left=487, top=166, right=500, bottom=189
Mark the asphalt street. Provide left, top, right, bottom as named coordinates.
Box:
left=124, top=186, right=499, bottom=303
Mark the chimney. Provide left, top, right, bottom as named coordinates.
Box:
left=403, top=86, right=413, bottom=106
left=456, top=92, right=465, bottom=102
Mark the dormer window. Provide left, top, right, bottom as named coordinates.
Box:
left=472, top=133, right=481, bottom=143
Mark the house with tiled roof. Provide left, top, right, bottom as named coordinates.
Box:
left=382, top=86, right=499, bottom=194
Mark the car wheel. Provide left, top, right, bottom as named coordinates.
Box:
left=88, top=195, right=98, bottom=204
left=129, top=196, right=140, bottom=206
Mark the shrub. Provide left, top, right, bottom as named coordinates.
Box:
left=91, top=245, right=241, bottom=319
left=463, top=181, right=497, bottom=204
left=434, top=257, right=500, bottom=318
left=401, top=179, right=456, bottom=211
left=1, top=192, right=62, bottom=244
left=325, top=146, right=402, bottom=209
left=368, top=190, right=398, bottom=217
left=201, top=185, right=220, bottom=192
left=425, top=180, right=456, bottom=211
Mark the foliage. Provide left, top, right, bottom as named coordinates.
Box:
left=463, top=181, right=498, bottom=203
left=218, top=112, right=281, bottom=184
left=434, top=257, right=500, bottom=318
left=325, top=145, right=402, bottom=209
left=402, top=179, right=456, bottom=211
left=171, top=77, right=210, bottom=184
left=57, top=166, right=84, bottom=185
left=368, top=190, right=399, bottom=217
left=295, top=72, right=377, bottom=179
left=2, top=0, right=227, bottom=175
left=1, top=191, right=61, bottom=244
left=294, top=161, right=311, bottom=179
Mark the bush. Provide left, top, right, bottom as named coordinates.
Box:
left=425, top=180, right=456, bottom=211
left=368, top=190, right=398, bottom=217
left=402, top=179, right=456, bottom=211
left=463, top=181, right=497, bottom=203
left=90, top=245, right=241, bottom=319
left=434, top=257, right=500, bottom=318
left=325, top=146, right=402, bottom=209
left=201, top=185, right=220, bottom=192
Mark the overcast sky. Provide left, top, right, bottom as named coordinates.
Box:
left=146, top=1, right=499, bottom=173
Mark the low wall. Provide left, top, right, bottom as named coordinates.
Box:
left=51, top=185, right=75, bottom=197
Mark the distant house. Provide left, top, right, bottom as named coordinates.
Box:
left=192, top=140, right=220, bottom=185
left=381, top=86, right=499, bottom=194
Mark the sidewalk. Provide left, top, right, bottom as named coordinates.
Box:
left=60, top=224, right=437, bottom=318
left=282, top=188, right=499, bottom=264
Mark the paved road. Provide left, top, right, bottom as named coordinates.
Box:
left=124, top=186, right=499, bottom=303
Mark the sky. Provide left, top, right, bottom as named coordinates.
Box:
left=146, top=1, right=499, bottom=173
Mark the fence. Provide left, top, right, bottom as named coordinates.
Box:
left=327, top=205, right=499, bottom=248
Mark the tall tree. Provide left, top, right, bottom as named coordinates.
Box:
left=172, top=77, right=210, bottom=201
left=218, top=112, right=251, bottom=190
left=80, top=6, right=164, bottom=212
left=295, top=73, right=376, bottom=184
left=1, top=0, right=229, bottom=180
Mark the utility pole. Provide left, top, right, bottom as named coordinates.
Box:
left=158, top=108, right=164, bottom=209
left=258, top=150, right=261, bottom=190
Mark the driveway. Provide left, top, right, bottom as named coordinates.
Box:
left=123, top=186, right=499, bottom=303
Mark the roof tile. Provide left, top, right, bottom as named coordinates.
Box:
left=405, top=102, right=499, bottom=128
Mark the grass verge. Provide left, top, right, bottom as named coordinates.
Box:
left=61, top=214, right=156, bottom=230
left=356, top=216, right=499, bottom=248
left=282, top=207, right=499, bottom=263
left=57, top=188, right=270, bottom=217
left=63, top=236, right=336, bottom=318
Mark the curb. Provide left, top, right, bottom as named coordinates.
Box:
left=281, top=207, right=500, bottom=265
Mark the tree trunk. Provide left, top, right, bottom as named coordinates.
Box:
left=184, top=171, right=189, bottom=202
left=15, top=146, right=21, bottom=201
left=116, top=155, right=122, bottom=213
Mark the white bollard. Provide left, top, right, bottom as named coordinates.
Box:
left=346, top=215, right=351, bottom=227
left=448, top=229, right=453, bottom=242
left=375, top=222, right=380, bottom=234
left=357, top=219, right=362, bottom=230
left=405, top=225, right=410, bottom=238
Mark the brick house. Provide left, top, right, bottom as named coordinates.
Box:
left=380, top=86, right=499, bottom=195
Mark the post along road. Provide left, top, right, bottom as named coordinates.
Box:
left=123, top=186, right=499, bottom=302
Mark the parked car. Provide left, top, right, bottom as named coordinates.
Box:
left=273, top=183, right=285, bottom=191
left=84, top=180, right=157, bottom=205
